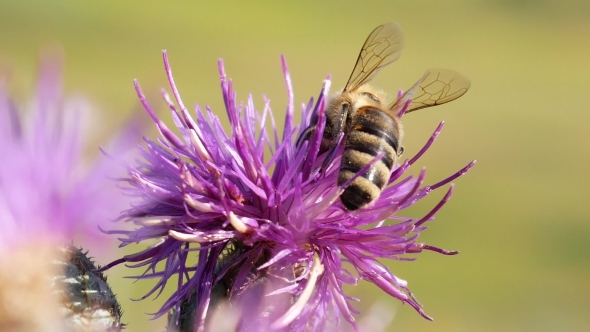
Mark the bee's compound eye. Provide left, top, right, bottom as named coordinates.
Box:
left=361, top=92, right=381, bottom=104
left=397, top=146, right=404, bottom=157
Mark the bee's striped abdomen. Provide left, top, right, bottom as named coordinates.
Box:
left=338, top=107, right=401, bottom=211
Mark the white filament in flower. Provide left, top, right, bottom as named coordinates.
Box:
left=131, top=216, right=174, bottom=226
left=184, top=194, right=214, bottom=213
left=228, top=211, right=249, bottom=234
left=189, top=128, right=212, bottom=162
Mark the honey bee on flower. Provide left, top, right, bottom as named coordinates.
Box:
left=104, top=22, right=474, bottom=332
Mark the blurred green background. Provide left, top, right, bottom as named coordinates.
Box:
left=2, top=0, right=589, bottom=331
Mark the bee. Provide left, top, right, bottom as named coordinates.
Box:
left=297, top=22, right=471, bottom=211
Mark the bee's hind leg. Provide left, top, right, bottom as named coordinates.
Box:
left=295, top=125, right=316, bottom=149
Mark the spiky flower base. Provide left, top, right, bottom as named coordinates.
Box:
left=56, top=246, right=123, bottom=331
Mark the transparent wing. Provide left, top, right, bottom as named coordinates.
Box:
left=344, top=22, right=405, bottom=92
left=390, top=69, right=471, bottom=115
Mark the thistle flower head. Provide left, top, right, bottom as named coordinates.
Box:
left=0, top=49, right=141, bottom=250
left=0, top=49, right=139, bottom=330
left=107, top=51, right=474, bottom=331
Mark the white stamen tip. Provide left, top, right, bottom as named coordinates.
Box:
left=184, top=194, right=214, bottom=213
left=169, top=230, right=200, bottom=243
left=132, top=216, right=174, bottom=226
left=228, top=211, right=249, bottom=234
left=189, top=129, right=212, bottom=162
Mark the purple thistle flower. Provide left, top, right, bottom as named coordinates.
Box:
left=106, top=51, right=474, bottom=331
left=0, top=49, right=140, bottom=330
left=0, top=49, right=142, bottom=249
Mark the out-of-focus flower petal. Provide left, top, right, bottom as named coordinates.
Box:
left=0, top=242, right=66, bottom=332
left=0, top=49, right=143, bottom=331
left=0, top=49, right=143, bottom=249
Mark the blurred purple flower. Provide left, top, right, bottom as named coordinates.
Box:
left=0, top=49, right=142, bottom=250
left=106, top=51, right=474, bottom=331
left=0, top=49, right=142, bottom=330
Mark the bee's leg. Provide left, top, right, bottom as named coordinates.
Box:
left=319, top=133, right=345, bottom=173
left=397, top=146, right=404, bottom=157
left=295, top=125, right=316, bottom=149
left=296, top=124, right=335, bottom=156
left=335, top=103, right=350, bottom=139
left=320, top=103, right=350, bottom=171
